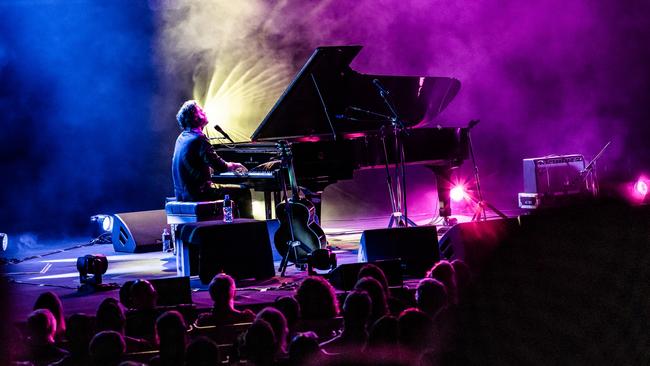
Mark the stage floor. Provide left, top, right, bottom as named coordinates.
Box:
left=2, top=212, right=512, bottom=322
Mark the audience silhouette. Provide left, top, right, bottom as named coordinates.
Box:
left=416, top=278, right=449, bottom=319
left=22, top=309, right=69, bottom=366
left=51, top=313, right=93, bottom=366
left=150, top=310, right=187, bottom=366
left=33, top=291, right=67, bottom=342
left=196, top=273, right=255, bottom=327
left=13, top=257, right=484, bottom=365
left=354, top=277, right=388, bottom=326
left=320, top=290, right=371, bottom=355
left=96, top=297, right=150, bottom=352
left=256, top=307, right=289, bottom=357
left=89, top=330, right=126, bottom=366
left=185, top=336, right=220, bottom=366
left=295, top=276, right=339, bottom=320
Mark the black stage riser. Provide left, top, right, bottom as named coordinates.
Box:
left=358, top=226, right=440, bottom=277
left=438, top=218, right=520, bottom=271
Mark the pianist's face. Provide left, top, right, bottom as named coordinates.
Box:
left=194, top=105, right=209, bottom=130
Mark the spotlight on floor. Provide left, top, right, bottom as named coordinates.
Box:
left=307, top=248, right=337, bottom=275
left=76, top=254, right=117, bottom=292
left=0, top=233, right=7, bottom=251
left=634, top=179, right=648, bottom=198
left=450, top=185, right=467, bottom=202
left=90, top=214, right=113, bottom=240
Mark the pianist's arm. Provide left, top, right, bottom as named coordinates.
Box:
left=199, top=135, right=247, bottom=174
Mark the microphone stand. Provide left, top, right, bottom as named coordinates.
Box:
left=375, top=85, right=416, bottom=228
left=466, top=120, right=508, bottom=222
left=575, top=140, right=611, bottom=196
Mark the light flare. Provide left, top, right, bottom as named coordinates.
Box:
left=194, top=54, right=292, bottom=142
left=450, top=185, right=467, bottom=202
left=634, top=178, right=648, bottom=197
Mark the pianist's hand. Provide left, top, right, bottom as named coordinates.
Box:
left=253, top=160, right=282, bottom=172
left=227, top=162, right=248, bottom=175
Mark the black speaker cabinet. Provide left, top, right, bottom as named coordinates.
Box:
left=327, top=259, right=403, bottom=291
left=437, top=218, right=519, bottom=271
left=178, top=219, right=275, bottom=283
left=112, top=210, right=169, bottom=253
left=358, top=226, right=439, bottom=277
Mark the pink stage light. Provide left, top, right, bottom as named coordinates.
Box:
left=634, top=179, right=648, bottom=197
left=450, top=185, right=466, bottom=202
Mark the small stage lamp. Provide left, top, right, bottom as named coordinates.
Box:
left=76, top=254, right=116, bottom=291
left=0, top=233, right=7, bottom=251
left=634, top=179, right=648, bottom=198
left=90, top=214, right=113, bottom=240
left=307, top=248, right=337, bottom=276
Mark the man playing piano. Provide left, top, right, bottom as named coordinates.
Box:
left=172, top=100, right=253, bottom=217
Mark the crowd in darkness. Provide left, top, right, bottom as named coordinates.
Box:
left=11, top=259, right=472, bottom=365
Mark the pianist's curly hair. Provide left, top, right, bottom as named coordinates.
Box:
left=176, top=100, right=203, bottom=130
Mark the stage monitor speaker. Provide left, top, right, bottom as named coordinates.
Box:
left=327, top=259, right=403, bottom=291
left=437, top=218, right=520, bottom=271
left=120, top=276, right=192, bottom=307
left=112, top=210, right=169, bottom=253
left=358, top=226, right=439, bottom=277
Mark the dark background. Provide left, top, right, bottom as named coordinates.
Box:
left=1, top=0, right=649, bottom=241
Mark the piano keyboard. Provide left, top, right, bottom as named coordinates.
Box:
left=216, top=171, right=276, bottom=178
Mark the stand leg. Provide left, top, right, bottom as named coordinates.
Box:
left=279, top=241, right=302, bottom=277
left=279, top=242, right=292, bottom=277
left=470, top=200, right=508, bottom=222
left=484, top=201, right=509, bottom=219
left=388, top=212, right=417, bottom=228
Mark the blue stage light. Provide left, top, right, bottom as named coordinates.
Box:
left=90, top=214, right=113, bottom=239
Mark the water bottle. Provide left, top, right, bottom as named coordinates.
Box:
left=161, top=227, right=171, bottom=252
left=223, top=194, right=234, bottom=223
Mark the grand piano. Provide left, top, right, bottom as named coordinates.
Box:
left=212, top=45, right=469, bottom=220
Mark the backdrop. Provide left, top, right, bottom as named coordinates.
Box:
left=1, top=0, right=649, bottom=240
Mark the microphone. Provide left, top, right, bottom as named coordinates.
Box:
left=372, top=79, right=390, bottom=96
left=213, top=124, right=234, bottom=143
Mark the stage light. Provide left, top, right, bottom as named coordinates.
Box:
left=102, top=216, right=113, bottom=232
left=634, top=179, right=648, bottom=197
left=76, top=254, right=108, bottom=288
left=307, top=248, right=337, bottom=275
left=450, top=185, right=466, bottom=202
left=198, top=56, right=292, bottom=143
left=0, top=233, right=7, bottom=251
left=90, top=214, right=113, bottom=239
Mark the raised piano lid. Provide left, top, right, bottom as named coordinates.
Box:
left=251, top=45, right=461, bottom=142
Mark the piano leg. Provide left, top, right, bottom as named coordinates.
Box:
left=429, top=166, right=453, bottom=219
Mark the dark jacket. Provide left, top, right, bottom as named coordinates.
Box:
left=172, top=130, right=228, bottom=201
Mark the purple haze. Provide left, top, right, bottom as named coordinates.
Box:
left=254, top=0, right=650, bottom=211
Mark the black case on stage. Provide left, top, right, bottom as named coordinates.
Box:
left=178, top=219, right=275, bottom=283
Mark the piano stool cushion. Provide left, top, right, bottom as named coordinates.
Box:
left=165, top=200, right=223, bottom=224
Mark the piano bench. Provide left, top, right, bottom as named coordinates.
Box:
left=165, top=200, right=225, bottom=224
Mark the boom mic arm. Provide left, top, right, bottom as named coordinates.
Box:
left=213, top=124, right=234, bottom=143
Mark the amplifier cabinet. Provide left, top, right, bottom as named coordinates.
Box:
left=523, top=154, right=586, bottom=196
